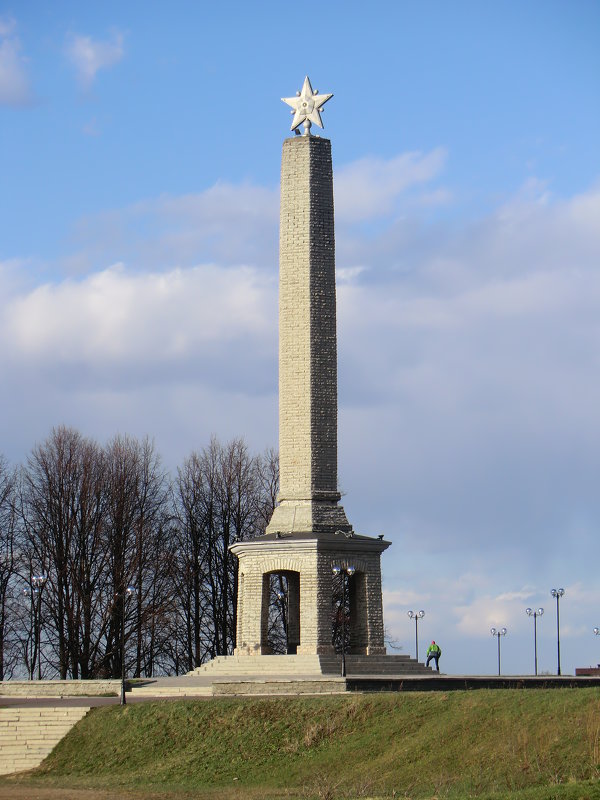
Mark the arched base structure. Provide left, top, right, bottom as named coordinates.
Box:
left=230, top=531, right=390, bottom=657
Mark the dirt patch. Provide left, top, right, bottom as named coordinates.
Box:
left=0, top=784, right=282, bottom=800
left=0, top=787, right=167, bottom=800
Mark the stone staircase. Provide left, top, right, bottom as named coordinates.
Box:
left=0, top=706, right=90, bottom=775
left=189, top=653, right=432, bottom=677
left=190, top=654, right=324, bottom=676
left=328, top=654, right=433, bottom=675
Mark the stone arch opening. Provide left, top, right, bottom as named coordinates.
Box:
left=260, top=570, right=300, bottom=654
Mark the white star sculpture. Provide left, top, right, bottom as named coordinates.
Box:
left=282, top=76, right=333, bottom=136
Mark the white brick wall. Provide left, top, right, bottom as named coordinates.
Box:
left=267, top=135, right=350, bottom=535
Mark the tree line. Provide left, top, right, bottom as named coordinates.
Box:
left=0, top=426, right=278, bottom=681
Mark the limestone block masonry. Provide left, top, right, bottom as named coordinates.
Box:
left=231, top=533, right=389, bottom=656
left=0, top=706, right=90, bottom=775
left=267, top=136, right=350, bottom=535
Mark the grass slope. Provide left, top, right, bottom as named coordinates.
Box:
left=7, top=689, right=600, bottom=799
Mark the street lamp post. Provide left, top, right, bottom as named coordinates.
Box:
left=24, top=574, right=48, bottom=680
left=550, top=588, right=565, bottom=676
left=31, top=575, right=47, bottom=680
left=490, top=627, right=507, bottom=676
left=276, top=589, right=288, bottom=654
left=407, top=610, right=425, bottom=662
left=120, top=585, right=136, bottom=705
left=526, top=607, right=544, bottom=676
left=594, top=628, right=600, bottom=666
left=332, top=564, right=355, bottom=677
left=22, top=588, right=34, bottom=680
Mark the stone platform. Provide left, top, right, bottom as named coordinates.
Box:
left=0, top=679, right=122, bottom=697
left=128, top=671, right=600, bottom=698
left=188, top=653, right=432, bottom=678
left=3, top=670, right=600, bottom=705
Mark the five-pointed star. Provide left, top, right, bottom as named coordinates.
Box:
left=282, top=76, right=333, bottom=132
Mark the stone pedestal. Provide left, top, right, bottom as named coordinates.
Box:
left=231, top=532, right=390, bottom=656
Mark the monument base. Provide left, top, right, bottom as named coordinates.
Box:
left=230, top=531, right=390, bottom=658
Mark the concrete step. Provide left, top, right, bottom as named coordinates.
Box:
left=189, top=654, right=325, bottom=676
left=189, top=653, right=433, bottom=677
left=129, top=685, right=212, bottom=697
left=0, top=705, right=90, bottom=776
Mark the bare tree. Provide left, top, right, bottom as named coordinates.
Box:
left=265, top=573, right=289, bottom=655
left=0, top=456, right=19, bottom=680
left=21, top=427, right=107, bottom=679
left=173, top=436, right=276, bottom=667
left=255, top=448, right=279, bottom=533
left=174, top=453, right=212, bottom=671
left=102, top=435, right=171, bottom=679
left=15, top=427, right=278, bottom=678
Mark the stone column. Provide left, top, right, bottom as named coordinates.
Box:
left=260, top=575, right=271, bottom=654
left=266, top=136, right=351, bottom=536
left=233, top=553, right=263, bottom=655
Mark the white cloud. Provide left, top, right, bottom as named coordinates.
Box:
left=337, top=265, right=367, bottom=283
left=66, top=182, right=279, bottom=274
left=334, top=148, right=448, bottom=222
left=0, top=16, right=32, bottom=106
left=2, top=261, right=275, bottom=370
left=0, top=259, right=279, bottom=476
left=82, top=117, right=101, bottom=136
left=65, top=30, right=124, bottom=88
left=454, top=592, right=537, bottom=638
left=0, top=16, right=16, bottom=36
left=336, top=181, right=600, bottom=605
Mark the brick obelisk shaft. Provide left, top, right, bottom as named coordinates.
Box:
left=266, top=135, right=351, bottom=535
left=230, top=122, right=390, bottom=658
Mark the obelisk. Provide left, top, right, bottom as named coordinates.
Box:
left=266, top=76, right=351, bottom=535
left=230, top=78, right=389, bottom=659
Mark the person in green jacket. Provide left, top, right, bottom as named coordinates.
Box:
left=426, top=640, right=441, bottom=672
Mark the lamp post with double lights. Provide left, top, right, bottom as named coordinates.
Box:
left=276, top=588, right=288, bottom=654
left=490, top=627, right=507, bottom=676
left=120, top=585, right=136, bottom=705
left=407, top=610, right=425, bottom=662
left=21, top=588, right=34, bottom=680
left=550, top=588, right=565, bottom=676
left=332, top=564, right=355, bottom=677
left=23, top=574, right=47, bottom=680
left=594, top=627, right=600, bottom=668
left=526, top=607, right=544, bottom=676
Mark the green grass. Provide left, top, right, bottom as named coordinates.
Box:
left=4, top=689, right=600, bottom=799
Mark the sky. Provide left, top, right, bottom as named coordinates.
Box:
left=1, top=0, right=599, bottom=676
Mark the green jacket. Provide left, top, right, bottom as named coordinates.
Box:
left=427, top=643, right=441, bottom=656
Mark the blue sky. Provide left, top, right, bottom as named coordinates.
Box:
left=1, top=0, right=600, bottom=675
